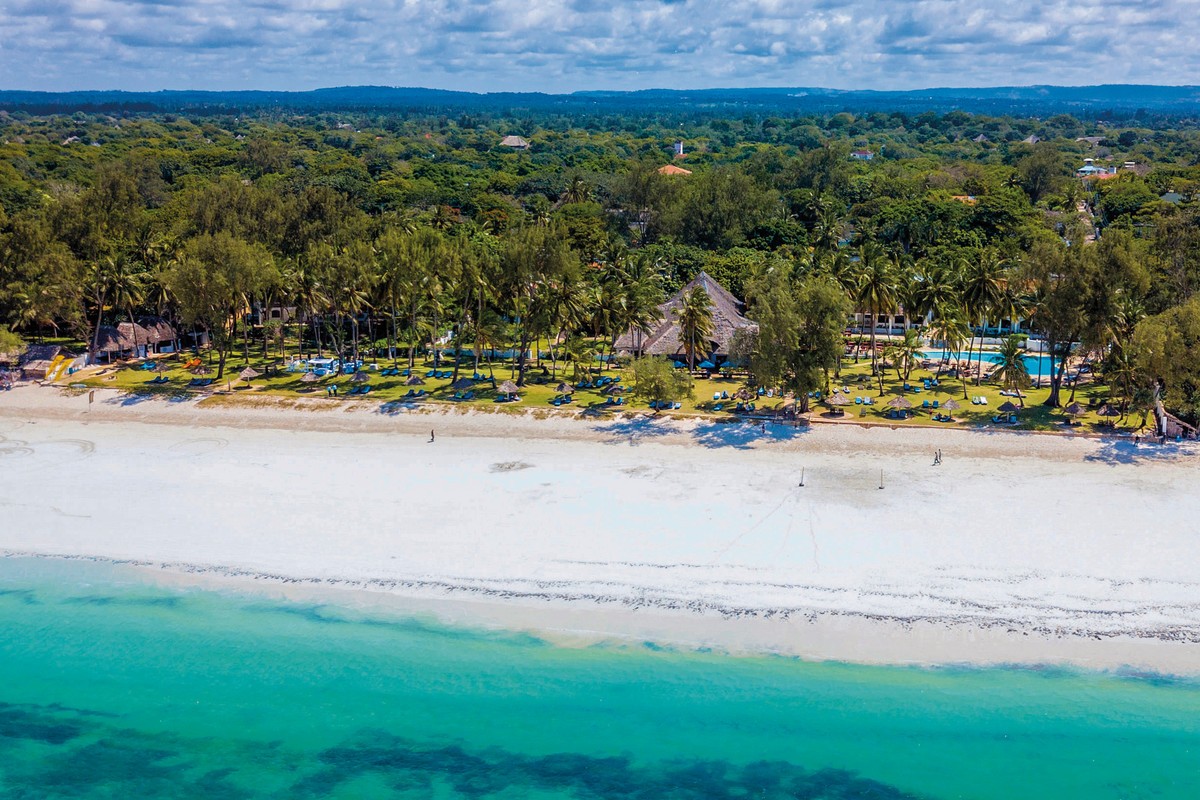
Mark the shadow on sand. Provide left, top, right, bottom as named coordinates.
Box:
left=103, top=389, right=196, bottom=407
left=1082, top=437, right=1197, bottom=466
left=595, top=415, right=810, bottom=450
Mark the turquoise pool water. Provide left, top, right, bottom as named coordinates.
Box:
left=919, top=350, right=1057, bottom=378
left=1, top=556, right=1197, bottom=799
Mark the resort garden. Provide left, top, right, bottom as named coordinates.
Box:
left=2, top=105, right=1199, bottom=434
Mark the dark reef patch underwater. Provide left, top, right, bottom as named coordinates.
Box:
left=0, top=556, right=1197, bottom=799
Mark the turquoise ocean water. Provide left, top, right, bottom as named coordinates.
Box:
left=1, top=556, right=1197, bottom=800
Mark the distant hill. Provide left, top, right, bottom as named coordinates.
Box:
left=2, top=84, right=1199, bottom=117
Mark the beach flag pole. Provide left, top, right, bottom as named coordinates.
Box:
left=799, top=467, right=805, bottom=487
left=879, top=469, right=884, bottom=490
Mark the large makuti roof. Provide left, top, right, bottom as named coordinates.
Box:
left=615, top=271, right=756, bottom=357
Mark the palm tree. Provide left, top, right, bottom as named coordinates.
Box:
left=926, top=306, right=970, bottom=380
left=86, top=259, right=114, bottom=362
left=544, top=267, right=589, bottom=378
left=959, top=250, right=1006, bottom=385
left=622, top=253, right=665, bottom=357
left=853, top=241, right=897, bottom=393
left=883, top=328, right=922, bottom=382
left=991, top=335, right=1032, bottom=405
left=106, top=255, right=146, bottom=360
left=674, top=286, right=714, bottom=371
left=563, top=176, right=591, bottom=205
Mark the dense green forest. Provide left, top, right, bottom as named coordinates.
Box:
left=3, top=104, right=1200, bottom=419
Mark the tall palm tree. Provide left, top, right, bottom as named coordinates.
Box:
left=106, top=255, right=146, bottom=359
left=926, top=306, right=970, bottom=381
left=959, top=250, right=1006, bottom=385
left=853, top=241, right=897, bottom=393
left=675, top=286, right=714, bottom=371
left=883, top=328, right=922, bottom=382
left=622, top=253, right=665, bottom=357
left=991, top=335, right=1032, bottom=405
left=86, top=259, right=114, bottom=361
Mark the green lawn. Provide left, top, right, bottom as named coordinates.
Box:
left=70, top=348, right=1147, bottom=436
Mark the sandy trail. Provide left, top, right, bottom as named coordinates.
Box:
left=2, top=385, right=1199, bottom=673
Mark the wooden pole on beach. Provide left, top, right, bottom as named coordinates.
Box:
left=799, top=467, right=805, bottom=487
left=879, top=469, right=884, bottom=490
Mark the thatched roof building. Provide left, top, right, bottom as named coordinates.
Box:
left=17, top=344, right=65, bottom=379
left=614, top=271, right=756, bottom=359
left=94, top=319, right=178, bottom=359
left=137, top=317, right=177, bottom=346
left=95, top=322, right=152, bottom=355
left=499, top=135, right=530, bottom=149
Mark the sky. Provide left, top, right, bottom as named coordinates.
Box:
left=1, top=0, right=1197, bottom=93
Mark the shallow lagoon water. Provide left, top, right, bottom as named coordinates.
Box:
left=0, top=557, right=1197, bottom=799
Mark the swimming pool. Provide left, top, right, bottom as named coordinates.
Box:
left=919, top=350, right=1058, bottom=379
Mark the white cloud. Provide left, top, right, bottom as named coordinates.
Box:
left=1, top=0, right=1198, bottom=91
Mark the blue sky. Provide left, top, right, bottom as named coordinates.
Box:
left=1, top=0, right=1196, bottom=92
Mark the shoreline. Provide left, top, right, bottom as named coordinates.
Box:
left=3, top=384, right=1200, bottom=674
left=9, top=551, right=1200, bottom=676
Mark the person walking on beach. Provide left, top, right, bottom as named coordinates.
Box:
left=429, top=429, right=435, bottom=443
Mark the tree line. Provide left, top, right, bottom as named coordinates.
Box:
left=3, top=108, right=1200, bottom=419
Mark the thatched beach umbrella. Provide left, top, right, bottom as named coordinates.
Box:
left=498, top=380, right=519, bottom=394
left=300, top=371, right=320, bottom=383
left=1099, top=404, right=1121, bottom=417
left=153, top=361, right=169, bottom=373
left=997, top=401, right=1020, bottom=413
left=405, top=375, right=426, bottom=386
left=191, top=365, right=212, bottom=376
left=238, top=367, right=261, bottom=385
left=1064, top=401, right=1085, bottom=416
left=941, top=399, right=961, bottom=412
left=451, top=377, right=475, bottom=390
left=886, top=395, right=912, bottom=409
left=350, top=370, right=370, bottom=383
left=828, top=392, right=850, bottom=406
left=555, top=382, right=574, bottom=394
left=605, top=383, right=625, bottom=394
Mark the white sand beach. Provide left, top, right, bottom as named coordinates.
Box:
left=2, top=385, right=1199, bottom=673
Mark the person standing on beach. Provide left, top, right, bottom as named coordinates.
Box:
left=429, top=430, right=435, bottom=443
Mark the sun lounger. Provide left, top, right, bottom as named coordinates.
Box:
left=713, top=403, right=723, bottom=412
left=616, top=397, right=625, bottom=406
left=361, top=385, right=372, bottom=395
left=922, top=400, right=930, bottom=408
left=425, top=370, right=436, bottom=378
left=464, top=392, right=474, bottom=400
